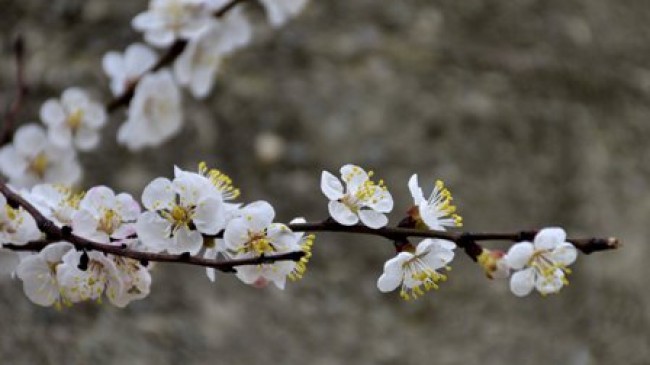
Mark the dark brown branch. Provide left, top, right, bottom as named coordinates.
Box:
left=105, top=0, right=248, bottom=113
left=282, top=222, right=620, bottom=255
left=0, top=180, right=303, bottom=272
left=1, top=36, right=27, bottom=146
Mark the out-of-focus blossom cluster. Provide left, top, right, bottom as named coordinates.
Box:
left=0, top=0, right=309, bottom=188
left=112, top=0, right=308, bottom=151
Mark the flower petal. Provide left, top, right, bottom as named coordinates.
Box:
left=549, top=242, right=578, bottom=266
left=534, top=227, right=566, bottom=251
left=358, top=209, right=388, bottom=229
left=320, top=171, right=344, bottom=200
left=408, top=174, right=425, bottom=205
left=142, top=177, right=174, bottom=211
left=510, top=267, right=535, bottom=297
left=328, top=201, right=358, bottom=226
left=505, top=241, right=534, bottom=270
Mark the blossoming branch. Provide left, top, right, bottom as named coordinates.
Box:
left=0, top=0, right=619, bottom=310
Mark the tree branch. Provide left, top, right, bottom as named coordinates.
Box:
left=1, top=35, right=27, bottom=146
left=105, top=0, right=249, bottom=113
left=0, top=180, right=304, bottom=273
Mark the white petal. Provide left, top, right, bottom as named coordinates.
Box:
left=340, top=164, right=368, bottom=192
left=171, top=226, right=203, bottom=255
left=40, top=100, right=66, bottom=126
left=320, top=171, right=344, bottom=200
left=377, top=254, right=410, bottom=293
left=102, top=51, right=125, bottom=79
left=240, top=201, right=275, bottom=231
left=510, top=267, right=535, bottom=297
left=534, top=227, right=566, bottom=251
left=135, top=212, right=172, bottom=252
left=224, top=217, right=251, bottom=250
left=267, top=223, right=300, bottom=252
left=549, top=242, right=578, bottom=266
left=408, top=174, right=425, bottom=205
left=505, top=241, right=534, bottom=270
left=358, top=209, right=388, bottom=229
left=328, top=201, right=358, bottom=226
left=73, top=126, right=99, bottom=151
left=142, top=177, right=174, bottom=211
left=193, top=196, right=225, bottom=234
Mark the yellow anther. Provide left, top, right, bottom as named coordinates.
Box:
left=197, top=162, right=240, bottom=200
left=66, top=109, right=84, bottom=130
left=29, top=153, right=49, bottom=179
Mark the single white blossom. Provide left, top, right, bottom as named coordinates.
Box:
left=408, top=174, right=462, bottom=230
left=259, top=0, right=308, bottom=27
left=102, top=43, right=158, bottom=96
left=377, top=239, right=456, bottom=300
left=56, top=250, right=122, bottom=304
left=0, top=193, right=41, bottom=245
left=22, top=184, right=82, bottom=227
left=136, top=167, right=226, bottom=255
left=117, top=70, right=182, bottom=151
left=0, top=124, right=82, bottom=188
left=15, top=242, right=74, bottom=307
left=71, top=186, right=141, bottom=245
left=174, top=9, right=252, bottom=98
left=132, top=0, right=214, bottom=47
left=224, top=201, right=300, bottom=289
left=40, top=88, right=106, bottom=151
left=321, top=164, right=393, bottom=229
left=505, top=227, right=578, bottom=297
left=109, top=255, right=152, bottom=307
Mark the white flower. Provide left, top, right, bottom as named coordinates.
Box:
left=224, top=201, right=301, bottom=289
left=136, top=168, right=226, bottom=255
left=0, top=192, right=41, bottom=245
left=505, top=227, right=578, bottom=297
left=117, top=70, right=183, bottom=151
left=0, top=124, right=82, bottom=188
left=22, top=184, right=82, bottom=227
left=71, top=186, right=141, bottom=245
left=377, top=239, right=455, bottom=300
left=321, top=164, right=393, bottom=229
left=408, top=174, right=462, bottom=230
left=40, top=88, right=106, bottom=151
left=15, top=242, right=74, bottom=308
left=132, top=0, right=214, bottom=47
left=174, top=9, right=252, bottom=98
left=109, top=256, right=152, bottom=307
left=102, top=43, right=158, bottom=96
left=259, top=0, right=308, bottom=27
left=56, top=250, right=122, bottom=304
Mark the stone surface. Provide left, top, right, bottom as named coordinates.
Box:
left=1, top=0, right=649, bottom=364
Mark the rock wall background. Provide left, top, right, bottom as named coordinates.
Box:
left=1, top=0, right=649, bottom=364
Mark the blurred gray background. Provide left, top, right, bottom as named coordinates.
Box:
left=1, top=0, right=649, bottom=364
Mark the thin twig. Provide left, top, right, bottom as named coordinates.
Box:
left=105, top=0, right=248, bottom=113
left=1, top=35, right=27, bottom=146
